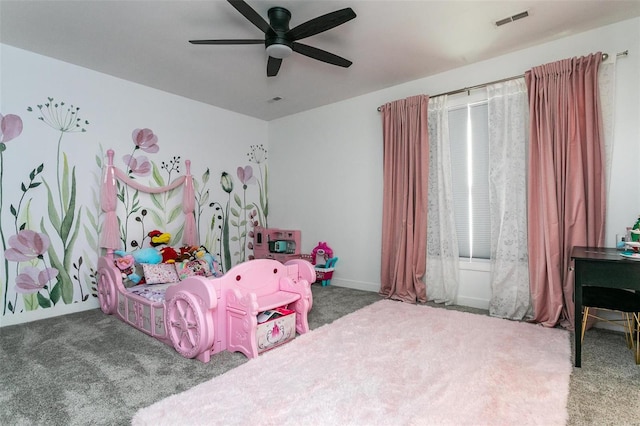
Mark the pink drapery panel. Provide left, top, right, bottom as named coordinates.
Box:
left=379, top=95, right=429, bottom=303
left=99, top=150, right=197, bottom=249
left=182, top=160, right=197, bottom=246
left=100, top=150, right=120, bottom=250
left=525, top=53, right=605, bottom=328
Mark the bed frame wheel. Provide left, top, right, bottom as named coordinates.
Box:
left=97, top=271, right=117, bottom=314
left=167, top=291, right=213, bottom=359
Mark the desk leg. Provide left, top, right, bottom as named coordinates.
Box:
left=574, top=265, right=582, bottom=368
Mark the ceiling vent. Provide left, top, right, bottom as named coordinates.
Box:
left=496, top=10, right=529, bottom=27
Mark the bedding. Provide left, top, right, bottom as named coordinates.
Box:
left=128, top=282, right=174, bottom=303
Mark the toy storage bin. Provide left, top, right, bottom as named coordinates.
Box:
left=256, top=307, right=296, bottom=353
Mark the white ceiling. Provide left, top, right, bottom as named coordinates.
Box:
left=2, top=0, right=639, bottom=121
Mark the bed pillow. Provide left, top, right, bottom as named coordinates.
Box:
left=176, top=259, right=213, bottom=280
left=141, top=263, right=179, bottom=284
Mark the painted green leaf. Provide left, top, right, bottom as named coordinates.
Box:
left=172, top=226, right=184, bottom=245
left=43, top=180, right=61, bottom=231
left=50, top=281, right=61, bottom=305
left=230, top=207, right=239, bottom=218
left=152, top=162, right=165, bottom=187
left=84, top=226, right=97, bottom=248
left=37, top=293, right=51, bottom=309
left=223, top=203, right=231, bottom=273
left=234, top=193, right=242, bottom=208
left=231, top=219, right=238, bottom=227
left=86, top=209, right=98, bottom=230
left=23, top=294, right=38, bottom=311
left=167, top=187, right=180, bottom=201
left=62, top=205, right=83, bottom=303
left=149, top=209, right=163, bottom=228
left=59, top=166, right=78, bottom=245
left=62, top=153, right=71, bottom=214
left=168, top=204, right=182, bottom=223
left=150, top=193, right=163, bottom=210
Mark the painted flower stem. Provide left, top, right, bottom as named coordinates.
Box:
left=1, top=151, right=9, bottom=314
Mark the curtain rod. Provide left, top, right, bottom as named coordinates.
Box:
left=377, top=50, right=628, bottom=111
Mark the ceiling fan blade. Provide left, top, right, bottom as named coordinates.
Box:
left=292, top=42, right=352, bottom=68
left=286, top=8, right=356, bottom=41
left=228, top=0, right=273, bottom=34
left=267, top=56, right=282, bottom=77
left=189, top=39, right=264, bottom=45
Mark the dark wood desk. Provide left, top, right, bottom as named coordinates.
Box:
left=572, top=246, right=640, bottom=367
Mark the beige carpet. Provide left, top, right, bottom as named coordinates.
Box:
left=133, top=299, right=571, bottom=425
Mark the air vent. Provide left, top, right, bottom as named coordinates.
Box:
left=495, top=10, right=529, bottom=26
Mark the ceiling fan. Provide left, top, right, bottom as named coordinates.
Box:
left=189, top=0, right=356, bottom=77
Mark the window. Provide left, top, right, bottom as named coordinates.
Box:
left=448, top=101, right=491, bottom=259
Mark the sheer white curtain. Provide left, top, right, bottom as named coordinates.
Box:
left=425, top=95, right=459, bottom=304
left=487, top=79, right=532, bottom=320
left=598, top=59, right=616, bottom=194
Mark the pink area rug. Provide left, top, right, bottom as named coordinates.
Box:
left=133, top=300, right=571, bottom=425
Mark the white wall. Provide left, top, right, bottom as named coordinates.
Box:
left=0, top=44, right=268, bottom=326
left=268, top=18, right=640, bottom=310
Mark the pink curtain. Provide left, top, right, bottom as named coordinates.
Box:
left=525, top=53, right=605, bottom=328
left=182, top=160, right=197, bottom=246
left=379, top=95, right=429, bottom=303
left=100, top=150, right=121, bottom=250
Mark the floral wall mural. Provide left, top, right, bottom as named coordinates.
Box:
left=1, top=43, right=269, bottom=326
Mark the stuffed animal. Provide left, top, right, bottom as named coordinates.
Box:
left=114, top=247, right=162, bottom=265
left=311, top=242, right=334, bottom=265
left=148, top=230, right=179, bottom=263
left=113, top=253, right=143, bottom=285
left=177, top=245, right=199, bottom=261
left=195, top=245, right=221, bottom=276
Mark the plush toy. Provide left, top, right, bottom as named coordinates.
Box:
left=177, top=245, right=199, bottom=261
left=311, top=242, right=334, bottom=265
left=113, top=253, right=144, bottom=285
left=114, top=247, right=162, bottom=265
left=148, top=230, right=179, bottom=263
left=195, top=245, right=221, bottom=276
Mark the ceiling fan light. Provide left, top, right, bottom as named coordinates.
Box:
left=266, top=44, right=292, bottom=59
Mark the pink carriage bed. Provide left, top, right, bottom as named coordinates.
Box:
left=97, top=150, right=315, bottom=362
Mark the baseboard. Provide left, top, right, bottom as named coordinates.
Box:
left=327, top=278, right=379, bottom=293
left=455, top=296, right=490, bottom=311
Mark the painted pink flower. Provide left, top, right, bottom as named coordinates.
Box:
left=5, top=230, right=51, bottom=262
left=15, top=266, right=59, bottom=294
left=123, top=154, right=151, bottom=176
left=132, top=128, right=159, bottom=153
left=0, top=113, right=23, bottom=143
left=237, top=166, right=256, bottom=186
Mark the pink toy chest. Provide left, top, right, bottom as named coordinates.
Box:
left=256, top=308, right=296, bottom=353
